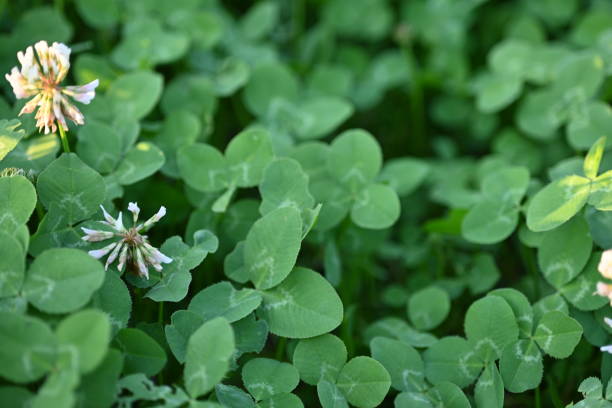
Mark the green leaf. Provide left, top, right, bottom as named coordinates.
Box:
left=533, top=311, right=582, bottom=359
left=161, top=74, right=217, bottom=117
left=488, top=289, right=534, bottom=337
left=114, top=328, right=166, bottom=377
left=259, top=158, right=315, bottom=215
left=233, top=315, right=269, bottom=358
left=423, top=336, right=482, bottom=388
left=184, top=317, right=234, bottom=398
left=114, top=142, right=165, bottom=185
left=111, top=18, right=188, bottom=70
left=370, top=337, right=426, bottom=392
left=165, top=310, right=204, bottom=364
left=517, top=89, right=563, bottom=140
left=188, top=281, right=262, bottom=323
left=116, top=373, right=188, bottom=407
left=533, top=293, right=569, bottom=323
left=76, top=120, right=123, bottom=174
left=499, top=339, right=543, bottom=392
left=178, top=143, right=228, bottom=192
left=489, top=39, right=533, bottom=78
left=327, top=129, right=382, bottom=193
left=296, top=96, right=354, bottom=140
left=155, top=110, right=201, bottom=178
left=567, top=101, right=612, bottom=150
left=0, top=312, right=56, bottom=383
left=394, top=391, right=433, bottom=408
left=474, top=363, right=504, bottom=408
left=526, top=175, right=591, bottom=232
left=378, top=158, right=429, bottom=196
left=74, top=0, right=119, bottom=29
left=240, top=1, right=279, bottom=40
left=77, top=348, right=124, bottom=408
left=24, top=248, right=105, bottom=314
left=462, top=199, right=519, bottom=244
left=37, top=154, right=105, bottom=224
left=465, top=296, right=519, bottom=361
left=336, top=356, right=391, bottom=408
left=243, top=63, right=299, bottom=116
left=259, top=267, right=343, bottom=338
left=225, top=128, right=274, bottom=188
left=242, top=358, right=299, bottom=401
left=0, top=175, right=36, bottom=230
left=475, top=72, right=523, bottom=113
left=107, top=71, right=164, bottom=120
left=90, top=271, right=132, bottom=336
left=0, top=119, right=25, bottom=161
left=560, top=254, right=608, bottom=311
left=365, top=317, right=437, bottom=348
left=584, top=136, right=607, bottom=179
left=407, top=286, right=450, bottom=331
left=0, top=386, right=32, bottom=408
left=466, top=254, right=501, bottom=295
left=351, top=183, right=400, bottom=229
left=213, top=58, right=250, bottom=96
left=552, top=53, right=605, bottom=99
left=317, top=380, right=349, bottom=408
left=56, top=309, right=111, bottom=374
left=245, top=207, right=302, bottom=290
left=292, top=334, right=347, bottom=386
left=427, top=382, right=471, bottom=408
left=586, top=206, right=612, bottom=248
left=538, top=215, right=592, bottom=288
left=258, top=393, right=304, bottom=408
left=215, top=384, right=255, bottom=408
left=0, top=232, right=25, bottom=298
left=145, top=234, right=217, bottom=302
left=589, top=170, right=612, bottom=211
left=12, top=6, right=72, bottom=47
left=482, top=166, right=530, bottom=203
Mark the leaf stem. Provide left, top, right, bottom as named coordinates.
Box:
left=58, top=124, right=71, bottom=153
left=546, top=375, right=564, bottom=408
left=158, top=301, right=164, bottom=324
left=402, top=42, right=426, bottom=155
left=274, top=336, right=287, bottom=361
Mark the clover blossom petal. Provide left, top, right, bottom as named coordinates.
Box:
left=4, top=40, right=99, bottom=134
left=82, top=203, right=172, bottom=279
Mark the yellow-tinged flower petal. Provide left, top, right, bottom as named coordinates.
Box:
left=62, top=79, right=99, bottom=104
left=5, top=41, right=97, bottom=134
left=599, top=250, right=612, bottom=280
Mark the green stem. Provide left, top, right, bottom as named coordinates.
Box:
left=402, top=43, right=426, bottom=155
left=274, top=336, right=287, bottom=361
left=535, top=385, right=541, bottom=408
left=546, top=375, right=564, bottom=408
left=517, top=240, right=540, bottom=300
left=58, top=124, right=70, bottom=153
left=158, top=301, right=164, bottom=324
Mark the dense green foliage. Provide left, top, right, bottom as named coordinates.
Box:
left=1, top=0, right=612, bottom=407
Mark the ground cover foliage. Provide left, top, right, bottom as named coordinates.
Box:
left=1, top=0, right=612, bottom=407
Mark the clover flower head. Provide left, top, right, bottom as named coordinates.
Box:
left=601, top=318, right=612, bottom=354
left=82, top=203, right=172, bottom=279
left=599, top=249, right=612, bottom=280
left=5, top=41, right=99, bottom=134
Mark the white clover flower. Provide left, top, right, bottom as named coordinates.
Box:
left=601, top=318, right=612, bottom=354
left=5, top=41, right=99, bottom=134
left=599, top=250, right=612, bottom=280
left=82, top=202, right=172, bottom=279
